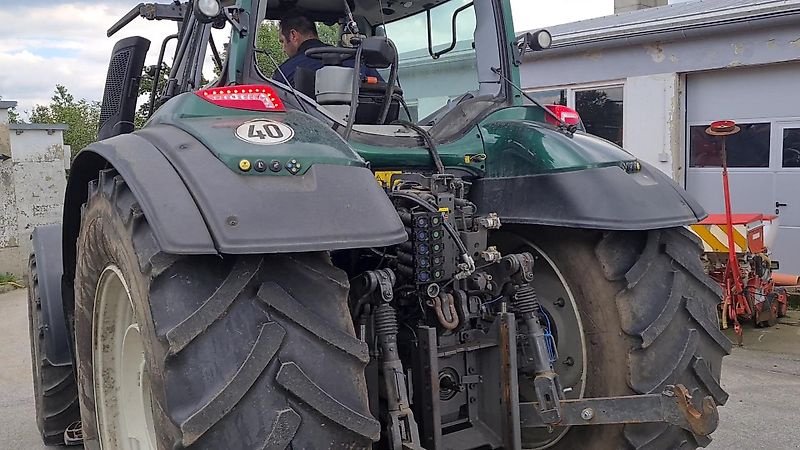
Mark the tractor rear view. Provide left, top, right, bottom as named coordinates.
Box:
left=27, top=1, right=729, bottom=449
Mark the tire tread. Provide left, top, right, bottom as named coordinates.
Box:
left=76, top=170, right=375, bottom=449
left=28, top=257, right=81, bottom=446
left=596, top=229, right=729, bottom=449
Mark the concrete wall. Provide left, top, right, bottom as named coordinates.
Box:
left=0, top=108, right=18, bottom=275
left=11, top=128, right=68, bottom=269
left=0, top=114, right=67, bottom=278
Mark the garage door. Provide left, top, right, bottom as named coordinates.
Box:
left=686, top=63, right=800, bottom=273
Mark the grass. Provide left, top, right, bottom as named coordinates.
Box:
left=0, top=272, right=24, bottom=290
left=0, top=272, right=17, bottom=284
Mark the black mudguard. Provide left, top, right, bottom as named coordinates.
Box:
left=135, top=124, right=407, bottom=253
left=30, top=225, right=72, bottom=366
left=471, top=163, right=707, bottom=230
left=62, top=126, right=406, bottom=268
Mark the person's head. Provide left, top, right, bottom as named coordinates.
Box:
left=279, top=13, right=318, bottom=57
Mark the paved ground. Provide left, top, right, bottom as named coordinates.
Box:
left=0, top=288, right=58, bottom=449
left=0, top=288, right=798, bottom=449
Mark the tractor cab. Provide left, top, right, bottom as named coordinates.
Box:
left=117, top=0, right=555, bottom=141
left=247, top=0, right=523, bottom=139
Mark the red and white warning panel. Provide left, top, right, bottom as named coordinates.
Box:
left=689, top=213, right=778, bottom=254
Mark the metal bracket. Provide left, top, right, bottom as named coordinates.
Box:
left=461, top=374, right=482, bottom=385
left=519, top=384, right=719, bottom=436
left=350, top=269, right=396, bottom=319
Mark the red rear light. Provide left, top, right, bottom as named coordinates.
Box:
left=544, top=104, right=581, bottom=127
left=196, top=84, right=285, bottom=112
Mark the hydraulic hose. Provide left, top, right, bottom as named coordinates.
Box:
left=391, top=120, right=445, bottom=174
left=377, top=39, right=399, bottom=125
left=343, top=44, right=363, bottom=140
left=388, top=191, right=468, bottom=256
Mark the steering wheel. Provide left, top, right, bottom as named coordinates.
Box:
left=305, top=46, right=357, bottom=65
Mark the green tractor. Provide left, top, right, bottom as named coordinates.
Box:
left=27, top=0, right=731, bottom=449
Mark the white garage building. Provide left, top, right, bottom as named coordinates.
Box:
left=519, top=0, right=800, bottom=272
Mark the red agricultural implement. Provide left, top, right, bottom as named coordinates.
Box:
left=691, top=121, right=790, bottom=344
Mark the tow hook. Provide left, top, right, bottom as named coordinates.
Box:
left=666, top=384, right=719, bottom=437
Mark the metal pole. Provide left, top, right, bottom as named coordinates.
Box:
left=720, top=138, right=742, bottom=290
left=706, top=120, right=744, bottom=342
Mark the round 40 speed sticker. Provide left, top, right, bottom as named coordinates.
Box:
left=235, top=119, right=294, bottom=145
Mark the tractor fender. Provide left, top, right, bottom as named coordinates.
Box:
left=62, top=133, right=218, bottom=276
left=470, top=162, right=707, bottom=230
left=63, top=125, right=407, bottom=265
left=30, top=224, right=72, bottom=366
left=134, top=124, right=407, bottom=253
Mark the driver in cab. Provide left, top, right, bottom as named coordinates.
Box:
left=273, top=12, right=381, bottom=87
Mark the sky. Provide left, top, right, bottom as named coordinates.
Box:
left=0, top=0, right=621, bottom=117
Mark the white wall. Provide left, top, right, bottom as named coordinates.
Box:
left=622, top=73, right=681, bottom=179
left=13, top=131, right=67, bottom=272
left=0, top=110, right=16, bottom=254
left=0, top=125, right=67, bottom=277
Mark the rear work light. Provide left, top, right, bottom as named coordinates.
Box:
left=196, top=85, right=285, bottom=112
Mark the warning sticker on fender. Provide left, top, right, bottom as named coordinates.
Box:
left=235, top=119, right=294, bottom=145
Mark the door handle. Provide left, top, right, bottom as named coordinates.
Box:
left=776, top=202, right=788, bottom=207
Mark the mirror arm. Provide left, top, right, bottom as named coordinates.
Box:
left=427, top=2, right=474, bottom=60
left=108, top=2, right=187, bottom=37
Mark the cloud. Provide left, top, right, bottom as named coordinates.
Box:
left=510, top=0, right=614, bottom=32
left=0, top=1, right=177, bottom=117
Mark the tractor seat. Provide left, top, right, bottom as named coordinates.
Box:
left=295, top=66, right=402, bottom=125
left=295, top=37, right=402, bottom=126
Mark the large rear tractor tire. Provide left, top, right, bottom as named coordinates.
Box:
left=494, top=226, right=731, bottom=449
left=72, top=169, right=379, bottom=449
left=27, top=255, right=82, bottom=446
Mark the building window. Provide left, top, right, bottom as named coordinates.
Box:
left=524, top=89, right=567, bottom=106
left=574, top=86, right=624, bottom=147
left=782, top=128, right=800, bottom=168
left=689, top=123, right=771, bottom=168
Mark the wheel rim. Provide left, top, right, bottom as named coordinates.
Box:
left=93, top=265, right=157, bottom=450
left=495, top=236, right=588, bottom=449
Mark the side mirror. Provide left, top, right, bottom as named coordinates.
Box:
left=194, top=0, right=223, bottom=23
left=98, top=36, right=151, bottom=140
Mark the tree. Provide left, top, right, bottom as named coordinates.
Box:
left=29, top=85, right=100, bottom=158
left=135, top=64, right=171, bottom=129
left=7, top=108, right=19, bottom=124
